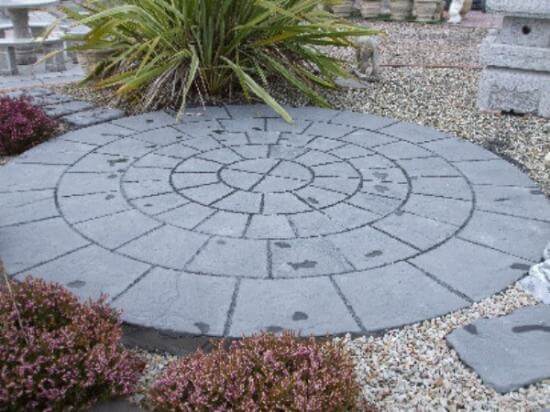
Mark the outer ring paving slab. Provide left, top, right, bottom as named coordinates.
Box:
left=1, top=105, right=549, bottom=338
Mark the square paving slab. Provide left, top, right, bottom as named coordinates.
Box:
left=0, top=106, right=548, bottom=338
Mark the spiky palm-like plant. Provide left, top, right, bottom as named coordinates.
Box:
left=67, top=0, right=375, bottom=121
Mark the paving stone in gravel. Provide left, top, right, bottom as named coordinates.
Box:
left=447, top=304, right=550, bottom=393
left=1, top=106, right=548, bottom=337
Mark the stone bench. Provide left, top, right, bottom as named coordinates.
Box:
left=0, top=36, right=65, bottom=75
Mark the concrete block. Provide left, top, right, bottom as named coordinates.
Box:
left=487, top=0, right=550, bottom=18
left=478, top=67, right=550, bottom=118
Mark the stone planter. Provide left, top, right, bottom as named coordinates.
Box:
left=359, top=0, right=382, bottom=18
left=389, top=0, right=413, bottom=20
left=414, top=0, right=443, bottom=21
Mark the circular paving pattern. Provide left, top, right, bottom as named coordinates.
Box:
left=1, top=106, right=549, bottom=338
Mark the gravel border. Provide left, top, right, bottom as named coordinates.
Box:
left=339, top=283, right=549, bottom=410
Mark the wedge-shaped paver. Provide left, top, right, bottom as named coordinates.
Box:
left=112, top=111, right=177, bottom=131
left=0, top=190, right=58, bottom=227
left=411, top=238, right=532, bottom=300
left=0, top=218, right=89, bottom=274
left=336, top=262, right=469, bottom=331
left=114, top=268, right=236, bottom=336
left=22, top=245, right=150, bottom=301
left=447, top=305, right=550, bottom=393
left=63, top=107, right=125, bottom=127
left=379, top=121, right=451, bottom=143
left=229, top=277, right=361, bottom=336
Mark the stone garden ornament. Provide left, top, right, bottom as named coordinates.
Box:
left=354, top=36, right=381, bottom=82
left=448, top=0, right=472, bottom=23
left=521, top=242, right=550, bottom=304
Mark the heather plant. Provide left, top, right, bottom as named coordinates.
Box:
left=0, top=95, right=59, bottom=155
left=65, top=0, right=376, bottom=121
left=0, top=277, right=145, bottom=411
left=148, top=332, right=371, bottom=411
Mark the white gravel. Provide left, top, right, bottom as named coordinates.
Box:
left=337, top=283, right=550, bottom=410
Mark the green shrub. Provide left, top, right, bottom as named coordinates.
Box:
left=66, top=0, right=374, bottom=121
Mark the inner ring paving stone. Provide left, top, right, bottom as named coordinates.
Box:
left=1, top=106, right=548, bottom=338
left=218, top=158, right=314, bottom=193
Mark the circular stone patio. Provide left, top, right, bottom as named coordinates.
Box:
left=1, top=105, right=549, bottom=338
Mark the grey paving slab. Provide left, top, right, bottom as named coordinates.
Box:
left=14, top=139, right=94, bottom=165
left=373, top=211, right=457, bottom=250
left=118, top=225, right=208, bottom=270
left=0, top=190, right=58, bottom=227
left=0, top=163, right=65, bottom=192
left=42, top=100, right=95, bottom=118
left=453, top=158, right=537, bottom=187
left=1, top=105, right=548, bottom=338
left=336, top=262, right=469, bottom=331
left=62, top=107, right=126, bottom=127
left=379, top=121, right=451, bottom=143
left=20, top=245, right=151, bottom=301
left=177, top=106, right=231, bottom=122
left=330, top=111, right=395, bottom=130
left=111, top=111, right=177, bottom=131
left=114, top=268, right=235, bottom=336
left=447, top=305, right=550, bottom=393
left=0, top=218, right=89, bottom=274
left=229, top=277, right=361, bottom=336
left=59, top=123, right=134, bottom=146
left=459, top=210, right=550, bottom=261
left=410, top=238, right=532, bottom=300
left=75, top=209, right=162, bottom=250
left=422, top=138, right=500, bottom=161
left=60, top=191, right=130, bottom=224
left=187, top=237, right=268, bottom=278
left=474, top=185, right=550, bottom=221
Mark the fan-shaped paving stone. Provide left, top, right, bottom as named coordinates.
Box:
left=1, top=106, right=549, bottom=338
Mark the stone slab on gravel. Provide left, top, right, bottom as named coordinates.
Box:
left=1, top=106, right=548, bottom=338
left=447, top=304, right=550, bottom=393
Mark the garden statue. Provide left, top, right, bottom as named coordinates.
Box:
left=448, top=0, right=472, bottom=23
left=354, top=36, right=381, bottom=82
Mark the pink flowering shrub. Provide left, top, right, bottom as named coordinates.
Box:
left=148, top=332, right=371, bottom=411
left=0, top=95, right=58, bottom=155
left=0, top=277, right=145, bottom=411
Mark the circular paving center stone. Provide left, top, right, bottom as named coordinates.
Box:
left=1, top=106, right=548, bottom=339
